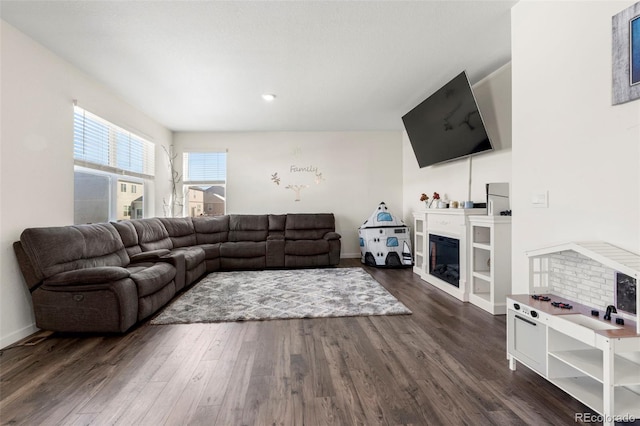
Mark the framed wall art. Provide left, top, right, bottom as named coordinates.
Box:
left=612, top=1, right=640, bottom=104
left=615, top=271, right=637, bottom=315
left=632, top=14, right=639, bottom=85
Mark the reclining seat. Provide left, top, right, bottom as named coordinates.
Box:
left=284, top=213, right=341, bottom=267
left=111, top=219, right=185, bottom=292
left=221, top=215, right=268, bottom=270
left=14, top=223, right=177, bottom=333
left=158, top=217, right=206, bottom=285
left=114, top=218, right=204, bottom=289
left=192, top=215, right=229, bottom=272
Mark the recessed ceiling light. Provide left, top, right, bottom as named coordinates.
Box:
left=262, top=93, right=276, bottom=102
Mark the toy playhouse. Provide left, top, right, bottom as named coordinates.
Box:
left=358, top=202, right=412, bottom=267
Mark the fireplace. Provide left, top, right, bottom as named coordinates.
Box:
left=429, top=234, right=460, bottom=287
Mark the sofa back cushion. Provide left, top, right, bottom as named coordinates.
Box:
left=159, top=217, right=197, bottom=248
left=111, top=220, right=142, bottom=257
left=20, top=223, right=129, bottom=282
left=129, top=218, right=173, bottom=252
left=268, top=214, right=286, bottom=238
left=229, top=215, right=268, bottom=242
left=285, top=213, right=335, bottom=240
left=193, top=216, right=229, bottom=244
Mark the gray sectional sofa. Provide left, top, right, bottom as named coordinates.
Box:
left=13, top=213, right=341, bottom=334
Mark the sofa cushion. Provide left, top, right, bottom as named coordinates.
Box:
left=111, top=220, right=142, bottom=257
left=197, top=243, right=221, bottom=260
left=171, top=246, right=206, bottom=269
left=285, top=240, right=330, bottom=256
left=129, top=249, right=171, bottom=262
left=220, top=241, right=266, bottom=258
left=229, top=215, right=268, bottom=242
left=20, top=223, right=129, bottom=281
left=128, top=262, right=176, bottom=298
left=159, top=217, right=197, bottom=248
left=285, top=213, right=335, bottom=240
left=269, top=214, right=287, bottom=232
left=193, top=216, right=229, bottom=244
left=130, top=218, right=173, bottom=252
left=44, top=266, right=130, bottom=286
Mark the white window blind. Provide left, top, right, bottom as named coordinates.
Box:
left=73, top=106, right=155, bottom=178
left=183, top=152, right=227, bottom=183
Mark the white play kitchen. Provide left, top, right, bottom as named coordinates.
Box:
left=507, top=242, right=640, bottom=425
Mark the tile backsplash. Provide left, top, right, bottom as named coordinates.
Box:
left=548, top=250, right=615, bottom=310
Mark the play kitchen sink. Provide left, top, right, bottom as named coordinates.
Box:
left=560, top=314, right=621, bottom=331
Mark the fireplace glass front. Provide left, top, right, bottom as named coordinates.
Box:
left=429, top=234, right=460, bottom=287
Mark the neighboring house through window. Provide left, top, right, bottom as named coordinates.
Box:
left=182, top=151, right=227, bottom=217
left=73, top=106, right=154, bottom=224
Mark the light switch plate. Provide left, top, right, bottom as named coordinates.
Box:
left=531, top=191, right=548, bottom=208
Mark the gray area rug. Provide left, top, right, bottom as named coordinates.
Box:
left=150, top=267, right=411, bottom=324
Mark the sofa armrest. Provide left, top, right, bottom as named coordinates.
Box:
left=267, top=234, right=285, bottom=241
left=323, top=232, right=341, bottom=241
left=130, top=249, right=171, bottom=263
left=43, top=266, right=130, bottom=286
left=160, top=251, right=186, bottom=291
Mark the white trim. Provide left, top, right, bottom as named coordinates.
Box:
left=526, top=241, right=640, bottom=279
left=1, top=323, right=39, bottom=350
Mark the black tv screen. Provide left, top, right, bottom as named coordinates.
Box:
left=402, top=71, right=493, bottom=168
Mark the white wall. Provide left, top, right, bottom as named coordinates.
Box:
left=0, top=21, right=173, bottom=348
left=402, top=63, right=513, bottom=223
left=511, top=1, right=640, bottom=293
left=173, top=131, right=403, bottom=257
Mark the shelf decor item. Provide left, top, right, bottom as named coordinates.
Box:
left=612, top=1, right=640, bottom=105
left=430, top=192, right=440, bottom=208
left=419, top=193, right=429, bottom=209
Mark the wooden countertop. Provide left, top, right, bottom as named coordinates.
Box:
left=508, top=294, right=640, bottom=338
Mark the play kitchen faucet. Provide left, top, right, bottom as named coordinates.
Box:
left=603, top=304, right=617, bottom=321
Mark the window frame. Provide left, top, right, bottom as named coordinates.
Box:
left=74, top=165, right=148, bottom=223
left=73, top=106, right=155, bottom=179
left=182, top=151, right=227, bottom=217
left=73, top=106, right=155, bottom=224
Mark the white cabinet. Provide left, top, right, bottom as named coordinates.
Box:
left=468, top=216, right=511, bottom=315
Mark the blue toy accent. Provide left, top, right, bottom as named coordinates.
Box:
left=376, top=212, right=393, bottom=222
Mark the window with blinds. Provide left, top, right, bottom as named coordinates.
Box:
left=182, top=152, right=227, bottom=217
left=73, top=106, right=153, bottom=224
left=73, top=106, right=155, bottom=178
left=183, top=152, right=227, bottom=183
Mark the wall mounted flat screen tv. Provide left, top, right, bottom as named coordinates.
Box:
left=402, top=71, right=493, bottom=168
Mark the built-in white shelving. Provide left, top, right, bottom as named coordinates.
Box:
left=468, top=215, right=511, bottom=315
left=412, top=213, right=426, bottom=276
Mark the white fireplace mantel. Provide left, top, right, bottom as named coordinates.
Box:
left=413, top=208, right=486, bottom=302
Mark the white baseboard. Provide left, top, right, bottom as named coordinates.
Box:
left=340, top=252, right=361, bottom=259
left=1, top=323, right=39, bottom=349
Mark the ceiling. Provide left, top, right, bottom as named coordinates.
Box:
left=0, top=1, right=518, bottom=132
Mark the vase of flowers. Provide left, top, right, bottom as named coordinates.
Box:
left=419, top=193, right=429, bottom=209
left=429, top=192, right=440, bottom=208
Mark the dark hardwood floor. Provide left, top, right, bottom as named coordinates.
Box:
left=1, top=259, right=605, bottom=425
